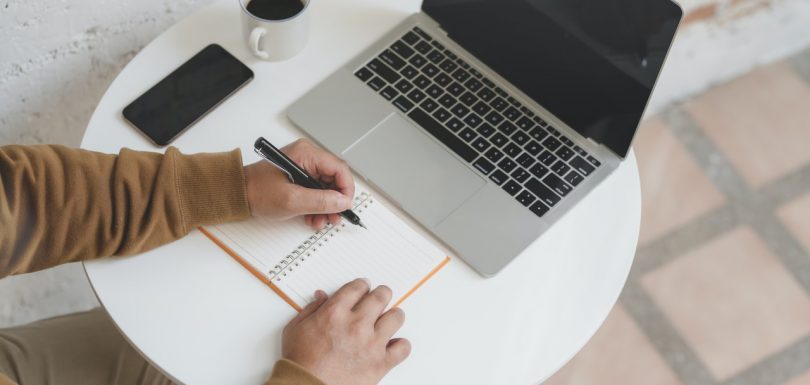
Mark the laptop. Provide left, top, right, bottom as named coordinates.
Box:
left=288, top=0, right=683, bottom=277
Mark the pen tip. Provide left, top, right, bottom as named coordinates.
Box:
left=359, top=222, right=368, bottom=229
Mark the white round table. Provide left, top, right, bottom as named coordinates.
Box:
left=81, top=1, right=641, bottom=384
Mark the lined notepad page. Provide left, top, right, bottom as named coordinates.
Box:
left=205, top=193, right=448, bottom=308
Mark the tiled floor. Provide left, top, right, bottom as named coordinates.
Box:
left=544, top=48, right=810, bottom=385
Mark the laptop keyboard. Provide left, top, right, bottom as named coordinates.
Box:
left=354, top=26, right=602, bottom=218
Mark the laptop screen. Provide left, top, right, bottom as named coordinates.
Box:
left=422, top=0, right=682, bottom=157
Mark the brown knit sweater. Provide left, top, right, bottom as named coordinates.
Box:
left=0, top=145, right=324, bottom=385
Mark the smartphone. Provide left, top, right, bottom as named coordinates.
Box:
left=123, top=44, right=254, bottom=146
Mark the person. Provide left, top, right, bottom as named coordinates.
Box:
left=0, top=139, right=411, bottom=385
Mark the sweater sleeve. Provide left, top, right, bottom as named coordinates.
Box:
left=264, top=359, right=326, bottom=385
left=0, top=145, right=251, bottom=278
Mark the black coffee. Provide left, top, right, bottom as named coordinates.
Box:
left=246, top=0, right=304, bottom=20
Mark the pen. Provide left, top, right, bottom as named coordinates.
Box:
left=253, top=137, right=367, bottom=229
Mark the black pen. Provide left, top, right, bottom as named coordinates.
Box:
left=254, top=137, right=366, bottom=229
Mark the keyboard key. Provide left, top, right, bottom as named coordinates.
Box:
left=504, top=106, right=521, bottom=121
left=413, top=75, right=431, bottom=89
left=380, top=86, right=398, bottom=100
left=427, top=49, right=445, bottom=64
left=433, top=108, right=451, bottom=122
left=391, top=41, right=415, bottom=59
left=482, top=77, right=495, bottom=88
left=472, top=137, right=490, bottom=152
left=542, top=136, right=562, bottom=151
left=543, top=173, right=572, bottom=197
left=490, top=132, right=508, bottom=147
left=529, top=126, right=548, bottom=141
left=556, top=146, right=574, bottom=161
left=498, top=121, right=517, bottom=135
left=517, top=116, right=534, bottom=130
left=422, top=63, right=440, bottom=77
left=400, top=65, right=418, bottom=79
left=529, top=163, right=549, bottom=178
left=516, top=190, right=536, bottom=207
left=524, top=140, right=542, bottom=156
left=414, top=40, right=432, bottom=54
left=463, top=113, right=482, bottom=128
left=507, top=96, right=520, bottom=107
left=379, top=50, right=406, bottom=70
left=444, top=50, right=458, bottom=60
left=478, top=88, right=496, bottom=102
left=438, top=94, right=457, bottom=108
left=472, top=100, right=492, bottom=116
left=440, top=58, right=458, bottom=73
left=426, top=84, right=443, bottom=98
left=511, top=131, right=529, bottom=146
left=367, top=59, right=401, bottom=83
left=551, top=160, right=571, bottom=176
left=573, top=145, right=587, bottom=156
left=452, top=68, right=471, bottom=82
left=447, top=117, right=464, bottom=132
left=538, top=150, right=556, bottom=166
left=413, top=27, right=432, bottom=41
left=485, top=111, right=505, bottom=125
left=431, top=40, right=445, bottom=50
left=587, top=156, right=602, bottom=167
left=529, top=201, right=549, bottom=217
left=420, top=98, right=438, bottom=113
left=409, top=54, right=427, bottom=68
left=498, top=158, right=517, bottom=173
left=503, top=180, right=522, bottom=196
left=485, top=148, right=504, bottom=163
left=489, top=170, right=508, bottom=185
left=409, top=109, right=477, bottom=162
left=469, top=67, right=483, bottom=79
left=561, top=137, right=574, bottom=147
left=456, top=58, right=470, bottom=69
left=394, top=79, right=413, bottom=94
left=533, top=116, right=548, bottom=127
left=447, top=82, right=465, bottom=97
left=476, top=123, right=496, bottom=137
left=368, top=76, right=385, bottom=91
left=407, top=89, right=426, bottom=104
left=473, top=157, right=495, bottom=175
left=564, top=170, right=584, bottom=186
left=459, top=91, right=477, bottom=106
left=464, top=78, right=483, bottom=92
left=355, top=67, right=373, bottom=82
left=402, top=32, right=420, bottom=45
left=516, top=153, right=535, bottom=168
left=547, top=127, right=561, bottom=137
left=393, top=96, right=414, bottom=112
left=494, top=86, right=507, bottom=97
left=450, top=103, right=470, bottom=118
left=570, top=156, right=596, bottom=176
left=434, top=73, right=452, bottom=87
left=525, top=178, right=561, bottom=207
left=511, top=167, right=530, bottom=183
left=490, top=97, right=509, bottom=111
left=503, top=142, right=521, bottom=158
left=459, top=128, right=477, bottom=142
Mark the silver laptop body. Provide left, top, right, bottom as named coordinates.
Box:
left=288, top=1, right=682, bottom=277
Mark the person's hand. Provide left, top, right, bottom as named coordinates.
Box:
left=243, top=138, right=355, bottom=229
left=281, top=279, right=411, bottom=385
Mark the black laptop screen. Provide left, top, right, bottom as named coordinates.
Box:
left=422, top=0, right=682, bottom=157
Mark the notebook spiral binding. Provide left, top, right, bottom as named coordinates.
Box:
left=268, top=192, right=373, bottom=281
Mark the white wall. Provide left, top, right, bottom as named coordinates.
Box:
left=1, top=0, right=810, bottom=328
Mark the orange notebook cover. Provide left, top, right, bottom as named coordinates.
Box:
left=201, top=192, right=450, bottom=311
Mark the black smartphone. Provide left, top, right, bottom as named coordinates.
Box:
left=123, top=44, right=253, bottom=146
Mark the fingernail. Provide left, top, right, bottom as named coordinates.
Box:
left=360, top=277, right=371, bottom=287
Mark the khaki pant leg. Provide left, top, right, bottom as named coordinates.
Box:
left=0, top=308, right=174, bottom=385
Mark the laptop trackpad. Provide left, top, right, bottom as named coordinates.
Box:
left=343, top=113, right=486, bottom=228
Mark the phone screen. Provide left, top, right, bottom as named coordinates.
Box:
left=123, top=44, right=254, bottom=146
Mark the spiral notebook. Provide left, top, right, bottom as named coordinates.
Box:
left=200, top=192, right=450, bottom=311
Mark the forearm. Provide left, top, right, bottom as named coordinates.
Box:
left=0, top=145, right=250, bottom=278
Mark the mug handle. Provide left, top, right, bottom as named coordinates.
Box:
left=250, top=28, right=270, bottom=59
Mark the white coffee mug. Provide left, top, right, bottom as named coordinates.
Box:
left=239, top=0, right=310, bottom=61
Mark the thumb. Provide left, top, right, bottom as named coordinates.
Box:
left=288, top=186, right=352, bottom=215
